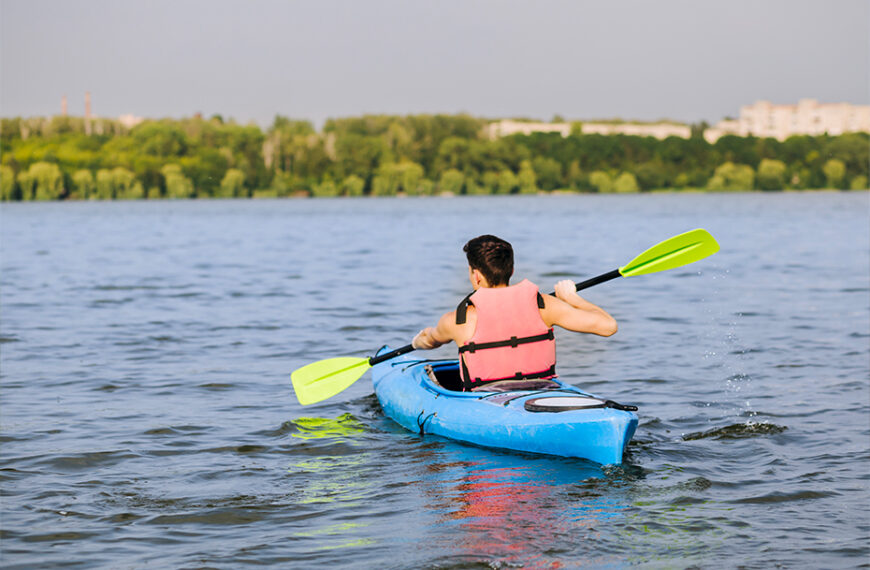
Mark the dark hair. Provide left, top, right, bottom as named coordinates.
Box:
left=463, top=235, right=513, bottom=286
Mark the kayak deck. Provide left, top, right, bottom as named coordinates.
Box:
left=371, top=348, right=638, bottom=465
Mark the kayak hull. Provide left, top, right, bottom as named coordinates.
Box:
left=371, top=348, right=638, bottom=465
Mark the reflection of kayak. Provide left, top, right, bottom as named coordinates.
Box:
left=371, top=346, right=638, bottom=465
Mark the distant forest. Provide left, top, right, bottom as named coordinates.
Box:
left=1, top=114, right=867, bottom=201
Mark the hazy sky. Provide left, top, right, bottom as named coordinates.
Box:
left=1, top=0, right=867, bottom=128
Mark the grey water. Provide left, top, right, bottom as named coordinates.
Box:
left=1, top=192, right=868, bottom=568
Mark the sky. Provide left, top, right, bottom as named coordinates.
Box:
left=1, top=0, right=867, bottom=128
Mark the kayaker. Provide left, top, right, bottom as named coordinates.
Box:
left=412, top=235, right=617, bottom=392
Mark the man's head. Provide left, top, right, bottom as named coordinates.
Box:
left=463, top=235, right=513, bottom=287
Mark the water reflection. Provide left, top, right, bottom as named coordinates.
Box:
left=287, top=413, right=368, bottom=440
left=280, top=410, right=641, bottom=565
left=283, top=415, right=378, bottom=553
left=407, top=443, right=635, bottom=567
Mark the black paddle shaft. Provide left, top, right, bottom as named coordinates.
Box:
left=573, top=268, right=622, bottom=293
left=369, top=343, right=416, bottom=366
left=545, top=268, right=622, bottom=295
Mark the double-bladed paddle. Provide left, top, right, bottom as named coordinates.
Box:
left=291, top=228, right=719, bottom=405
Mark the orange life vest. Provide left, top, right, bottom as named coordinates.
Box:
left=456, top=279, right=556, bottom=391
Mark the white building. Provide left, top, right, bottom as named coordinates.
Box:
left=484, top=118, right=691, bottom=140
left=484, top=120, right=571, bottom=140
left=705, top=99, right=870, bottom=142
left=119, top=114, right=145, bottom=128
left=579, top=122, right=691, bottom=139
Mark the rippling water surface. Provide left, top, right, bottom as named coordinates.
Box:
left=2, top=193, right=868, bottom=568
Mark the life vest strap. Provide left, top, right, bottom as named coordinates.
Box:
left=458, top=329, right=554, bottom=354
left=455, top=293, right=474, bottom=325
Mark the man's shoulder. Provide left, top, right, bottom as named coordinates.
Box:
left=439, top=307, right=474, bottom=334
left=438, top=309, right=458, bottom=328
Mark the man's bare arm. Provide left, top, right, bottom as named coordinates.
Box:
left=412, top=311, right=459, bottom=349
left=541, top=280, right=617, bottom=337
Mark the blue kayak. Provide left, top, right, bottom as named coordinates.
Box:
left=371, top=346, right=638, bottom=465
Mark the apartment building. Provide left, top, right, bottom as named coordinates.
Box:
left=705, top=99, right=870, bottom=142
left=484, top=120, right=572, bottom=140
left=579, top=121, right=691, bottom=139
left=484, top=119, right=690, bottom=140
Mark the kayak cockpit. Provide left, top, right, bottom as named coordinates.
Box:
left=423, top=362, right=562, bottom=394
left=424, top=361, right=464, bottom=391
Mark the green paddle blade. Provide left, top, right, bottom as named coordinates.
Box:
left=290, top=356, right=371, bottom=406
left=619, top=228, right=719, bottom=277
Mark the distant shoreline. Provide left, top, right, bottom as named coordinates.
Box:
left=3, top=188, right=865, bottom=205
left=2, top=114, right=867, bottom=201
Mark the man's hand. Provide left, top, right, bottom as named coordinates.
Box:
left=413, top=327, right=439, bottom=350
left=554, top=279, right=582, bottom=306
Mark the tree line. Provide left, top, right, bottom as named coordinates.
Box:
left=1, top=113, right=867, bottom=201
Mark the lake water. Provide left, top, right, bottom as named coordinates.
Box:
left=1, top=192, right=868, bottom=568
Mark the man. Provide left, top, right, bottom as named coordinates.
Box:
left=412, top=234, right=617, bottom=392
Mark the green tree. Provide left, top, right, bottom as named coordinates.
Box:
left=371, top=161, right=425, bottom=195
left=313, top=176, right=339, bottom=197
left=566, top=160, right=586, bottom=191
left=371, top=173, right=392, bottom=196
left=481, top=171, right=499, bottom=194
left=713, top=135, right=760, bottom=167
left=28, top=162, right=64, bottom=200
left=400, top=161, right=425, bottom=195
left=16, top=170, right=35, bottom=201
left=333, top=134, right=386, bottom=181
left=72, top=169, right=95, bottom=199
left=268, top=170, right=295, bottom=197
left=850, top=175, right=867, bottom=190
left=439, top=168, right=464, bottom=194
left=184, top=148, right=229, bottom=197
left=822, top=158, right=846, bottom=189
left=613, top=172, right=639, bottom=193
left=1, top=165, right=18, bottom=200
left=131, top=181, right=145, bottom=199
left=341, top=175, right=365, bottom=196
left=634, top=161, right=667, bottom=190
left=418, top=179, right=435, bottom=195
left=497, top=169, right=518, bottom=194
left=219, top=168, right=246, bottom=198
left=823, top=133, right=870, bottom=179
left=788, top=167, right=812, bottom=190
left=518, top=160, right=537, bottom=194
left=780, top=135, right=816, bottom=167
left=112, top=167, right=140, bottom=199
left=531, top=156, right=563, bottom=191
left=756, top=158, right=787, bottom=190
left=132, top=121, right=189, bottom=159
left=589, top=171, right=612, bottom=193
left=434, top=137, right=473, bottom=178
left=162, top=164, right=195, bottom=198
left=706, top=162, right=754, bottom=191
left=95, top=169, right=114, bottom=199
left=463, top=177, right=489, bottom=195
